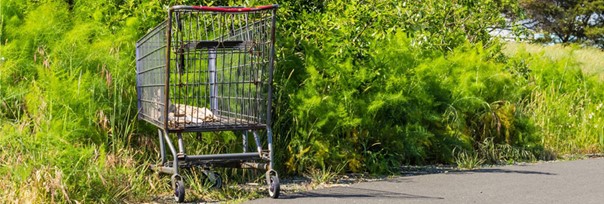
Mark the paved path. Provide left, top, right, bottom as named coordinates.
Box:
left=247, top=158, right=604, bottom=204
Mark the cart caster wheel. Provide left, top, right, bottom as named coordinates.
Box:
left=174, top=180, right=185, bottom=203
left=208, top=172, right=222, bottom=189
left=266, top=170, right=280, bottom=198
left=171, top=174, right=185, bottom=203
left=268, top=175, right=280, bottom=198
left=202, top=170, right=222, bottom=189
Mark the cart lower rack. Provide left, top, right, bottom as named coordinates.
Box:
left=135, top=4, right=279, bottom=202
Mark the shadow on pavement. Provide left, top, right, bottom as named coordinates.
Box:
left=280, top=186, right=444, bottom=200
left=461, top=168, right=556, bottom=175
left=399, top=165, right=556, bottom=176
left=385, top=177, right=416, bottom=184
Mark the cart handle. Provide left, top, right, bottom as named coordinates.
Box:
left=171, top=4, right=278, bottom=12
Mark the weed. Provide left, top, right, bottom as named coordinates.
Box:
left=453, top=148, right=485, bottom=170
left=304, top=166, right=339, bottom=186
left=477, top=138, right=536, bottom=165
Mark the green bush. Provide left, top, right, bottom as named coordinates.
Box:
left=272, top=0, right=525, bottom=174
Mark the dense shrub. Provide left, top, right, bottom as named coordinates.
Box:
left=272, top=0, right=542, bottom=174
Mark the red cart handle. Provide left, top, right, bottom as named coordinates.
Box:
left=172, top=4, right=278, bottom=12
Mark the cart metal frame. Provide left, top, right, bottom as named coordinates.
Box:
left=135, top=4, right=279, bottom=202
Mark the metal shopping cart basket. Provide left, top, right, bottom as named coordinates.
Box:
left=135, top=4, right=279, bottom=202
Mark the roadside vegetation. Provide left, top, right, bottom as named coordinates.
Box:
left=503, top=42, right=604, bottom=80
left=1, top=0, right=603, bottom=202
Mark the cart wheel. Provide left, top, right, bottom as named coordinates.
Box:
left=171, top=174, right=185, bottom=203
left=265, top=170, right=280, bottom=198
left=174, top=180, right=185, bottom=203
left=268, top=175, right=280, bottom=198
left=208, top=172, right=222, bottom=189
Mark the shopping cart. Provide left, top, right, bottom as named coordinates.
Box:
left=135, top=4, right=279, bottom=202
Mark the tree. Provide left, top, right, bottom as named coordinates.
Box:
left=520, top=0, right=604, bottom=47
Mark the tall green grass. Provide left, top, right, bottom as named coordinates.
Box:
left=508, top=46, right=604, bottom=154
left=503, top=42, right=604, bottom=80
left=0, top=0, right=277, bottom=202
left=0, top=0, right=162, bottom=202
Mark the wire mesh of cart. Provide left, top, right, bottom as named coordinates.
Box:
left=135, top=4, right=279, bottom=202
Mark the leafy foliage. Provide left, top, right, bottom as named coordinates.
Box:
left=272, top=0, right=527, bottom=174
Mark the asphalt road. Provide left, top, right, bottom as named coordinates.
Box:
left=246, top=157, right=604, bottom=204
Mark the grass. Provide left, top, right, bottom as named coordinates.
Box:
left=303, top=166, right=340, bottom=186
left=503, top=41, right=604, bottom=155
left=476, top=138, right=537, bottom=164
left=453, top=148, right=485, bottom=170
left=453, top=138, right=538, bottom=170
left=502, top=42, right=604, bottom=80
